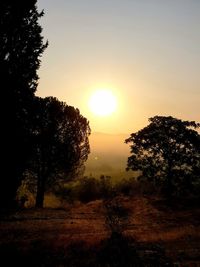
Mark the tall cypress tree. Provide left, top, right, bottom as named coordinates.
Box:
left=0, top=0, right=47, bottom=210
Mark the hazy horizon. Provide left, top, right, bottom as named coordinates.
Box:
left=84, top=131, right=132, bottom=179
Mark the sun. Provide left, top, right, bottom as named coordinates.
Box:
left=89, top=89, right=117, bottom=116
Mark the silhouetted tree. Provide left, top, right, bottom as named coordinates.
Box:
left=0, top=1, right=47, bottom=209
left=125, top=116, right=200, bottom=197
left=30, top=97, right=90, bottom=208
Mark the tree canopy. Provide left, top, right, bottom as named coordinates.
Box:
left=1, top=0, right=47, bottom=209
left=125, top=116, right=200, bottom=197
left=30, top=97, right=91, bottom=208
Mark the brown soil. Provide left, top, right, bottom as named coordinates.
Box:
left=0, top=196, right=199, bottom=266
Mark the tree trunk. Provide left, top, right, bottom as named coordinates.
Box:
left=35, top=175, right=45, bottom=208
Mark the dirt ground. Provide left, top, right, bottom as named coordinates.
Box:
left=0, top=196, right=200, bottom=266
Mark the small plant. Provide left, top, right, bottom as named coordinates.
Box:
left=102, top=195, right=143, bottom=266
left=104, top=196, right=129, bottom=235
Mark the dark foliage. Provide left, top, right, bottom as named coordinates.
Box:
left=126, top=116, right=200, bottom=197
left=53, top=175, right=113, bottom=204
left=77, top=176, right=101, bottom=203
left=29, top=97, right=90, bottom=208
left=1, top=0, right=47, bottom=210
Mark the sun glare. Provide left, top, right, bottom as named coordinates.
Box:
left=89, top=89, right=117, bottom=116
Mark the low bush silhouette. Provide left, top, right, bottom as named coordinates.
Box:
left=53, top=175, right=113, bottom=204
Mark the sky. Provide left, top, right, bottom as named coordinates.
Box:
left=37, top=0, right=200, bottom=134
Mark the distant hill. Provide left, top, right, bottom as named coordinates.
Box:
left=84, top=132, right=134, bottom=181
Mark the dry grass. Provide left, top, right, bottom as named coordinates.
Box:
left=0, top=196, right=199, bottom=266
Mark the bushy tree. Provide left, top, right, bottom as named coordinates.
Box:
left=1, top=1, right=47, bottom=209
left=125, top=116, right=200, bottom=197
left=30, top=97, right=90, bottom=208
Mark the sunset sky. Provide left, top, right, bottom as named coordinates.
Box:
left=37, top=0, right=200, bottom=134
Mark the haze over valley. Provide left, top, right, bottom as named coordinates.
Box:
left=85, top=132, right=133, bottom=180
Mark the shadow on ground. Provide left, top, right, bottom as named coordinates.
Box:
left=0, top=232, right=174, bottom=267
